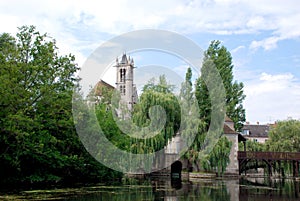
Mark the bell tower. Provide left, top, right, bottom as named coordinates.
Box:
left=115, top=53, right=137, bottom=111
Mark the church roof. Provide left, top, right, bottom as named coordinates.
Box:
left=94, top=79, right=115, bottom=96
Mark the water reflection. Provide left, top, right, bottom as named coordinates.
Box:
left=2, top=178, right=299, bottom=200
left=151, top=179, right=232, bottom=201
left=68, top=178, right=299, bottom=201
left=240, top=178, right=300, bottom=201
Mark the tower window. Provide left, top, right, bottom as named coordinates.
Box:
left=120, top=85, right=126, bottom=95
left=120, top=69, right=126, bottom=82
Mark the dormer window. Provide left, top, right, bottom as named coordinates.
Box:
left=242, top=129, right=249, bottom=135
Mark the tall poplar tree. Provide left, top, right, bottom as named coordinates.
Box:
left=196, top=40, right=246, bottom=131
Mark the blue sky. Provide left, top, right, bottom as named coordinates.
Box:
left=1, top=0, right=300, bottom=124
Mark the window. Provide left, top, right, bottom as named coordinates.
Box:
left=120, top=69, right=126, bottom=82
left=119, top=85, right=125, bottom=95
left=242, top=129, right=249, bottom=135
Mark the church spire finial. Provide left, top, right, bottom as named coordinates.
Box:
left=121, top=52, right=128, bottom=64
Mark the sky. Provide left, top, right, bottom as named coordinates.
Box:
left=1, top=0, right=300, bottom=124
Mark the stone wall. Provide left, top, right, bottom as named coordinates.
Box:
left=224, top=133, right=239, bottom=174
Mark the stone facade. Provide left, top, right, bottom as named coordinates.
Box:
left=224, top=117, right=244, bottom=175
left=224, top=131, right=239, bottom=174
left=115, top=53, right=138, bottom=111
left=165, top=133, right=182, bottom=154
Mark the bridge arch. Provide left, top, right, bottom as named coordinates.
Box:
left=238, top=151, right=300, bottom=177
left=239, top=158, right=271, bottom=175
left=171, top=160, right=182, bottom=180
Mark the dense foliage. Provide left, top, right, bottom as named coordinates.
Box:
left=0, top=26, right=122, bottom=187
left=265, top=120, right=300, bottom=176
left=266, top=119, right=300, bottom=152
left=180, top=67, right=205, bottom=171
left=185, top=41, right=246, bottom=174
left=132, top=75, right=181, bottom=153
left=196, top=40, right=246, bottom=131
left=201, top=136, right=232, bottom=176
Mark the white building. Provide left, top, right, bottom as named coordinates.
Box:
left=241, top=123, right=271, bottom=143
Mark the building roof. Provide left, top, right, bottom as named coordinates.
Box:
left=97, top=79, right=114, bottom=89
left=94, top=79, right=115, bottom=96
left=223, top=124, right=247, bottom=142
left=225, top=115, right=233, bottom=122
left=223, top=124, right=238, bottom=134
left=242, top=124, right=270, bottom=138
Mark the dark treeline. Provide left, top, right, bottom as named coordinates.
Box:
left=0, top=26, right=122, bottom=189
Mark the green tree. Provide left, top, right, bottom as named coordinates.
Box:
left=0, top=25, right=121, bottom=186
left=265, top=119, right=300, bottom=177
left=191, top=41, right=245, bottom=174
left=132, top=75, right=181, bottom=153
left=265, top=119, right=300, bottom=152
left=180, top=67, right=205, bottom=171
left=196, top=40, right=246, bottom=131
left=238, top=140, right=265, bottom=151
left=201, top=136, right=232, bottom=176
left=142, top=75, right=175, bottom=93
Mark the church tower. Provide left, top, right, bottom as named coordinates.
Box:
left=115, top=53, right=137, bottom=111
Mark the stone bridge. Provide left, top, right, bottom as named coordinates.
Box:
left=151, top=117, right=246, bottom=176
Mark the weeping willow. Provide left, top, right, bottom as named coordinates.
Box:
left=131, top=86, right=181, bottom=154
left=201, top=136, right=232, bottom=176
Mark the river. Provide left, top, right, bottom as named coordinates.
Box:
left=1, top=177, right=299, bottom=200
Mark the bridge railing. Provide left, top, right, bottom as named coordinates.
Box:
left=238, top=151, right=300, bottom=160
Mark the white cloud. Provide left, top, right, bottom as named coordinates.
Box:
left=231, top=45, right=245, bottom=53
left=0, top=2, right=297, bottom=34
left=247, top=1, right=300, bottom=50
left=0, top=0, right=299, bottom=56
left=250, top=36, right=281, bottom=51
left=244, top=72, right=300, bottom=123
left=260, top=72, right=294, bottom=82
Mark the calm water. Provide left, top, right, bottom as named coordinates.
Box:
left=1, top=178, right=299, bottom=200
